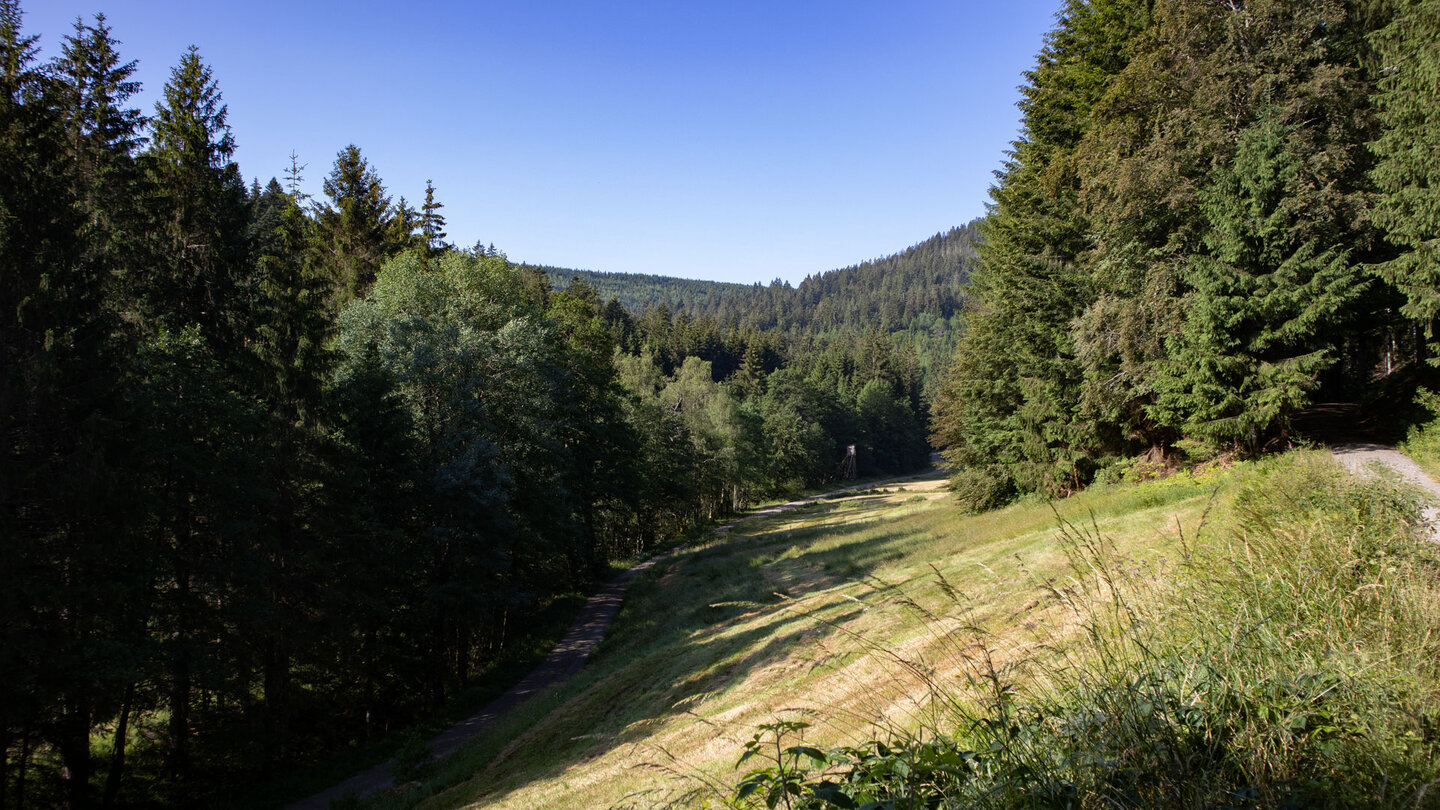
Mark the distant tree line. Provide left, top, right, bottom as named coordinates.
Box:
left=932, top=0, right=1440, bottom=510
left=525, top=264, right=753, bottom=316
left=0, top=4, right=932, bottom=807
left=545, top=223, right=980, bottom=400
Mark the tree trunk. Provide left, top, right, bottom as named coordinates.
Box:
left=16, top=731, right=30, bottom=810
left=168, top=564, right=191, bottom=778
left=58, top=701, right=92, bottom=810
left=262, top=636, right=290, bottom=770
left=102, top=683, right=134, bottom=809
left=362, top=628, right=376, bottom=741
left=0, top=729, right=10, bottom=810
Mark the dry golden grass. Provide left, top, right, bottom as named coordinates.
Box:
left=389, top=470, right=1228, bottom=810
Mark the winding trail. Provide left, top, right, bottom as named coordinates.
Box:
left=285, top=469, right=943, bottom=809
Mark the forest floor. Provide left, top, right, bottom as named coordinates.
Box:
left=285, top=469, right=944, bottom=810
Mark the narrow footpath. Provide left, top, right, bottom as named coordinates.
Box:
left=1294, top=401, right=1440, bottom=541
left=1331, top=442, right=1440, bottom=542
left=286, top=469, right=942, bottom=809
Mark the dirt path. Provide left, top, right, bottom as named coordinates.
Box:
left=285, top=557, right=660, bottom=810
left=1331, top=442, right=1440, bottom=542
left=285, top=469, right=944, bottom=809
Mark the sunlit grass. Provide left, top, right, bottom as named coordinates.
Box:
left=726, top=453, right=1440, bottom=809
left=348, top=452, right=1440, bottom=808
left=346, top=464, right=1242, bottom=809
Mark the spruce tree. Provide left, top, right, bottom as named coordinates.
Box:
left=3, top=6, right=150, bottom=806
left=421, top=178, right=447, bottom=256
left=1371, top=0, right=1440, bottom=344
left=56, top=13, right=145, bottom=267
left=143, top=45, right=247, bottom=348
left=1126, top=0, right=1383, bottom=451
left=932, top=0, right=1151, bottom=507
left=317, top=143, right=394, bottom=299
left=139, top=45, right=256, bottom=781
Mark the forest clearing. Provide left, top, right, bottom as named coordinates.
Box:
left=341, top=449, right=1440, bottom=809
left=10, top=0, right=1440, bottom=805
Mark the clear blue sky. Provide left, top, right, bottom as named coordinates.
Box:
left=24, top=1, right=1061, bottom=284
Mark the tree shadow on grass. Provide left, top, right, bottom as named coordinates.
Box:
left=401, top=499, right=947, bottom=809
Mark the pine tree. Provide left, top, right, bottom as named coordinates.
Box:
left=1371, top=0, right=1440, bottom=344
left=389, top=194, right=421, bottom=253
left=421, top=178, right=447, bottom=256
left=1126, top=0, right=1383, bottom=451
left=317, top=143, right=394, bottom=299
left=1150, top=115, right=1364, bottom=450
left=56, top=13, right=145, bottom=264
left=932, top=0, right=1151, bottom=508
left=240, top=178, right=337, bottom=767
left=3, top=6, right=149, bottom=806
left=143, top=45, right=247, bottom=348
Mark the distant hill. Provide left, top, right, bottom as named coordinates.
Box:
left=518, top=265, right=751, bottom=314
left=699, top=221, right=980, bottom=333
left=528, top=221, right=982, bottom=397
left=531, top=221, right=979, bottom=331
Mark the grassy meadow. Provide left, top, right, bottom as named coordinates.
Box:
left=349, top=451, right=1440, bottom=809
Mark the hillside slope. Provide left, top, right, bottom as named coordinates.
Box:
left=522, top=266, right=752, bottom=315
left=530, top=222, right=980, bottom=398
left=343, top=448, right=1440, bottom=809
left=534, top=222, right=978, bottom=336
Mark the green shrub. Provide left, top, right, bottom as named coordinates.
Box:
left=948, top=466, right=1015, bottom=513
left=1401, top=388, right=1440, bottom=479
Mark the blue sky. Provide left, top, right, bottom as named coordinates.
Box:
left=24, top=1, right=1061, bottom=284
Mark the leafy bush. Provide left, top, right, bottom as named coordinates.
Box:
left=1400, top=389, right=1440, bottom=479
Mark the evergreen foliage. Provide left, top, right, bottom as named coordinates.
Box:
left=0, top=7, right=933, bottom=805
left=317, top=143, right=397, bottom=299
left=540, top=222, right=977, bottom=399
left=934, top=0, right=1151, bottom=507
left=6, top=0, right=1440, bottom=803
left=143, top=46, right=247, bottom=349
left=1371, top=0, right=1440, bottom=341
left=932, top=0, right=1422, bottom=509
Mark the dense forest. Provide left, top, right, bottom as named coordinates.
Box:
left=0, top=4, right=931, bottom=808
left=525, top=265, right=751, bottom=316
left=544, top=223, right=979, bottom=398
left=932, top=0, right=1440, bottom=510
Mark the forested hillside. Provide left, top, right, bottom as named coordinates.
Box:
left=679, top=223, right=978, bottom=334
left=526, top=265, right=750, bottom=315
left=933, top=0, right=1440, bottom=510
left=543, top=223, right=979, bottom=398
left=0, top=4, right=931, bottom=807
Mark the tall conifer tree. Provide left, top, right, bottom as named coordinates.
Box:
left=317, top=144, right=394, bottom=299
left=421, top=178, right=447, bottom=256
left=1371, top=0, right=1440, bottom=345
left=932, top=0, right=1151, bottom=508
left=143, top=45, right=247, bottom=347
